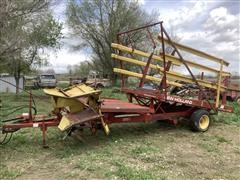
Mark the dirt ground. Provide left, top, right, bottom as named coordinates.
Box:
left=1, top=121, right=239, bottom=180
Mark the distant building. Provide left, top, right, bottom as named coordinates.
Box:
left=0, top=75, right=24, bottom=93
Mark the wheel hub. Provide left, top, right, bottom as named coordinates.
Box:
left=199, top=115, right=209, bottom=130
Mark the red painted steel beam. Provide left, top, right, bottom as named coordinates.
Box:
left=122, top=88, right=233, bottom=113
left=139, top=52, right=154, bottom=88
left=101, top=98, right=151, bottom=113
left=3, top=119, right=59, bottom=130
left=160, top=22, right=167, bottom=97
left=105, top=113, right=152, bottom=124
left=104, top=108, right=193, bottom=124
left=117, top=22, right=162, bottom=36
left=151, top=110, right=193, bottom=121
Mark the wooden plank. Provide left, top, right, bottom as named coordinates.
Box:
left=112, top=54, right=227, bottom=91
left=111, top=43, right=181, bottom=66
left=157, top=35, right=229, bottom=66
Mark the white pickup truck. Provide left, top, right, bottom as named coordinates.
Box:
left=34, top=74, right=57, bottom=88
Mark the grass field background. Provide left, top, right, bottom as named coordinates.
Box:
left=0, top=87, right=239, bottom=179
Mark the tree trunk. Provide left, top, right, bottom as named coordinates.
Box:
left=110, top=72, right=118, bottom=86
left=15, top=75, right=20, bottom=94
left=14, top=57, right=21, bottom=94
left=14, top=64, right=21, bottom=94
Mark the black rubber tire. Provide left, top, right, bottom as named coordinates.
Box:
left=96, top=83, right=104, bottom=89
left=190, top=109, right=210, bottom=132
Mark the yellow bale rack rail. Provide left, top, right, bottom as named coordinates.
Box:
left=112, top=21, right=231, bottom=109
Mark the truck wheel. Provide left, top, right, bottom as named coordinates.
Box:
left=33, top=82, right=39, bottom=89
left=96, top=83, right=104, bottom=89
left=236, top=97, right=240, bottom=105
left=190, top=109, right=210, bottom=132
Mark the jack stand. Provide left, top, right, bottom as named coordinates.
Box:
left=41, top=125, right=49, bottom=148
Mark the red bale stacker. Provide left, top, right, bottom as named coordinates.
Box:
left=0, top=22, right=235, bottom=147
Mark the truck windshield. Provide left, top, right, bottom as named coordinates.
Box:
left=40, top=75, right=55, bottom=79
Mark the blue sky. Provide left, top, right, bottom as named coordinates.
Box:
left=48, top=0, right=240, bottom=75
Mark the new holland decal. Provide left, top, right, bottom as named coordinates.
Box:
left=167, top=96, right=193, bottom=105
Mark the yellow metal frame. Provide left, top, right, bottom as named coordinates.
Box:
left=163, top=54, right=230, bottom=76
left=111, top=43, right=181, bottom=66
left=216, top=60, right=223, bottom=108
left=113, top=68, right=183, bottom=87
left=158, top=35, right=229, bottom=66
left=111, top=43, right=230, bottom=77
left=44, top=84, right=110, bottom=134
left=43, top=84, right=101, bottom=98
left=51, top=97, right=84, bottom=113
left=112, top=32, right=231, bottom=109
left=112, top=54, right=228, bottom=91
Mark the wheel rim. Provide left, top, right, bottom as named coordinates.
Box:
left=237, top=98, right=240, bottom=105
left=199, top=115, right=209, bottom=130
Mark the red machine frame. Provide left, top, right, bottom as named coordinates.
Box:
left=1, top=22, right=234, bottom=147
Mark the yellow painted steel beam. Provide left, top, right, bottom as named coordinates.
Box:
left=164, top=54, right=230, bottom=77
left=165, top=69, right=226, bottom=91
left=157, top=35, right=229, bottom=66
left=111, top=43, right=230, bottom=76
left=112, top=52, right=230, bottom=77
left=112, top=54, right=157, bottom=70
left=111, top=43, right=181, bottom=66
left=216, top=60, right=223, bottom=108
left=112, top=54, right=227, bottom=91
left=113, top=68, right=183, bottom=87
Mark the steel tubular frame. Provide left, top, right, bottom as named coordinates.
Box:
left=160, top=26, right=218, bottom=113
left=2, top=117, right=59, bottom=147
left=160, top=22, right=167, bottom=98
left=117, top=22, right=162, bottom=90
left=139, top=51, right=154, bottom=88
left=1, top=22, right=234, bottom=146
left=114, top=21, right=230, bottom=114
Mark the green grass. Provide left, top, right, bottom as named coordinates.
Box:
left=110, top=162, right=156, bottom=180
left=0, top=165, right=21, bottom=180
left=212, top=102, right=240, bottom=125
left=213, top=135, right=229, bottom=143
left=0, top=86, right=240, bottom=179
left=198, top=142, right=219, bottom=153
left=57, top=81, right=69, bottom=88
left=100, top=86, right=127, bottom=100
left=0, top=90, right=52, bottom=120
